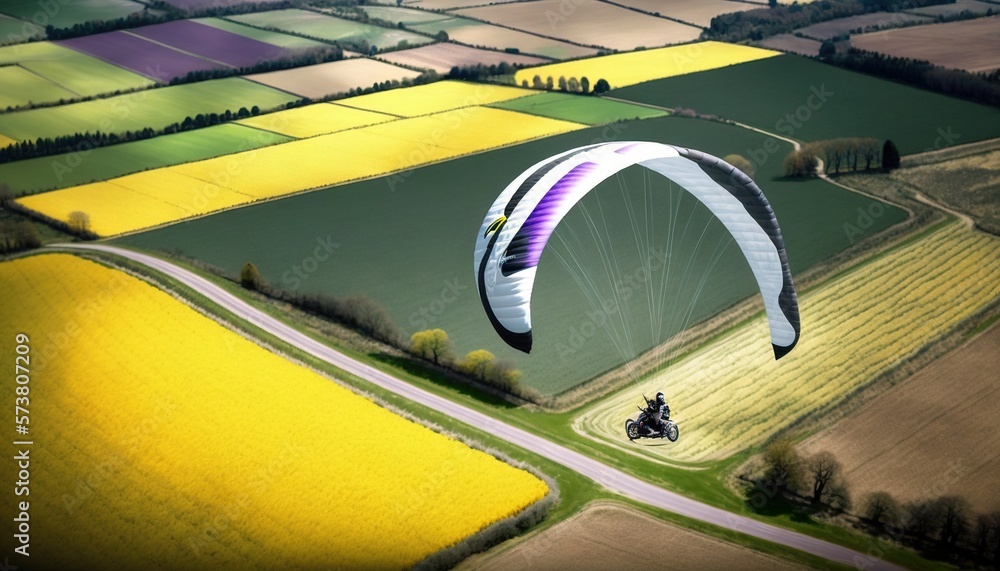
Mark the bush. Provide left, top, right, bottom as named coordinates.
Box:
left=460, top=349, right=495, bottom=381
left=0, top=221, right=42, bottom=255
left=723, top=153, right=755, bottom=177
left=239, top=262, right=264, bottom=291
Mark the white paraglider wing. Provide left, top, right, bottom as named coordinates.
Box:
left=473, top=141, right=800, bottom=359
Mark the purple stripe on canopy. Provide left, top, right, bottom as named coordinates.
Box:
left=518, top=162, right=599, bottom=268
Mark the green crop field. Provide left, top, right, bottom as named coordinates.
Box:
left=611, top=55, right=1000, bottom=155
left=491, top=92, right=668, bottom=125
left=358, top=6, right=455, bottom=25
left=0, top=65, right=76, bottom=109
left=230, top=9, right=432, bottom=49
left=0, top=123, right=291, bottom=196
left=0, top=0, right=144, bottom=28
left=0, top=14, right=42, bottom=44
left=116, top=116, right=905, bottom=395
left=196, top=17, right=328, bottom=49
left=0, top=77, right=297, bottom=141
left=0, top=42, right=154, bottom=108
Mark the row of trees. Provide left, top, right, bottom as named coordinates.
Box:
left=783, top=138, right=900, bottom=177
left=752, top=440, right=1000, bottom=565
left=522, top=75, right=611, bottom=95
left=410, top=329, right=536, bottom=400
left=827, top=48, right=1000, bottom=107
left=0, top=104, right=269, bottom=164
left=448, top=62, right=528, bottom=82
left=0, top=69, right=438, bottom=164
left=705, top=0, right=947, bottom=42
left=44, top=1, right=296, bottom=40
left=238, top=263, right=538, bottom=402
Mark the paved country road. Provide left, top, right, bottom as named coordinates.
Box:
left=54, top=243, right=903, bottom=571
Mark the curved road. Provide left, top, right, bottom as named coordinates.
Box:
left=56, top=243, right=902, bottom=571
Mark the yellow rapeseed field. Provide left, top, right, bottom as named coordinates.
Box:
left=338, top=80, right=535, bottom=117
left=0, top=253, right=548, bottom=570
left=236, top=102, right=396, bottom=138
left=514, top=41, right=780, bottom=89
left=19, top=107, right=584, bottom=236
left=0, top=133, right=14, bottom=147
left=577, top=222, right=1000, bottom=462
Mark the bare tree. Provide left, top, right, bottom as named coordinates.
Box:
left=936, top=496, right=970, bottom=547
left=486, top=359, right=522, bottom=391
left=973, top=513, right=995, bottom=560
left=806, top=451, right=842, bottom=504
left=863, top=491, right=900, bottom=527
left=905, top=499, right=942, bottom=542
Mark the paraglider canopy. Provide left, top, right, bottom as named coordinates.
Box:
left=473, top=141, right=800, bottom=359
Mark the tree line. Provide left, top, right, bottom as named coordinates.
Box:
left=747, top=439, right=1000, bottom=567
left=44, top=1, right=296, bottom=40
left=826, top=48, right=1000, bottom=108
left=704, top=0, right=948, bottom=42
left=0, top=46, right=344, bottom=115
left=523, top=74, right=611, bottom=95
left=0, top=70, right=439, bottom=164
left=238, top=263, right=539, bottom=403
left=783, top=138, right=900, bottom=177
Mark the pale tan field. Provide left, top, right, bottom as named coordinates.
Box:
left=389, top=0, right=521, bottom=9
left=800, top=323, right=1000, bottom=512
left=577, top=223, right=1000, bottom=463
left=455, top=0, right=703, bottom=50
left=378, top=42, right=547, bottom=74
left=893, top=149, right=1000, bottom=233
left=613, top=0, right=759, bottom=27
left=245, top=58, right=422, bottom=99
left=852, top=16, right=1000, bottom=72
left=465, top=503, right=807, bottom=571
left=425, top=20, right=599, bottom=60
left=759, top=33, right=822, bottom=57
left=797, top=11, right=930, bottom=40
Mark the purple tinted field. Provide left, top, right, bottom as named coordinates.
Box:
left=132, top=19, right=290, bottom=68
left=59, top=31, right=223, bottom=82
